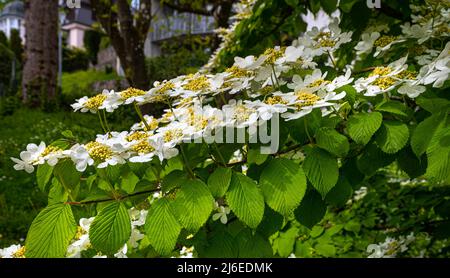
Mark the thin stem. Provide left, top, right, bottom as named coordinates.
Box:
left=134, top=102, right=150, bottom=130
left=219, top=92, right=227, bottom=106
left=179, top=144, right=195, bottom=178
left=213, top=142, right=226, bottom=165
left=327, top=50, right=338, bottom=70
left=102, top=109, right=111, bottom=133
left=304, top=119, right=313, bottom=143
left=271, top=64, right=280, bottom=89
left=65, top=188, right=161, bottom=206
left=97, top=111, right=108, bottom=134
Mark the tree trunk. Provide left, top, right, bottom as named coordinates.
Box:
left=22, top=0, right=58, bottom=107
left=91, top=0, right=151, bottom=90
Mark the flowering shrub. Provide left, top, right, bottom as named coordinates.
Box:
left=5, top=1, right=450, bottom=258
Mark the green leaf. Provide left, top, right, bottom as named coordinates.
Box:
left=226, top=172, right=265, bottom=229
left=257, top=206, right=284, bottom=238
left=375, top=121, right=409, bottom=154
left=315, top=243, right=336, bottom=257
left=411, top=113, right=446, bottom=157
left=425, top=125, right=450, bottom=182
left=53, top=159, right=81, bottom=191
left=201, top=230, right=236, bottom=258
left=207, top=167, right=232, bottom=198
left=416, top=95, right=450, bottom=114
left=247, top=148, right=269, bottom=165
left=48, top=178, right=68, bottom=205
left=397, top=147, right=427, bottom=179
left=89, top=202, right=131, bottom=255
left=294, top=189, right=327, bottom=229
left=287, top=109, right=322, bottom=144
left=145, top=198, right=181, bottom=255
left=336, top=84, right=357, bottom=106
left=274, top=227, right=298, bottom=257
left=120, top=168, right=139, bottom=194
left=285, top=0, right=299, bottom=7
left=171, top=179, right=214, bottom=231
left=321, top=0, right=338, bottom=14
left=25, top=204, right=76, bottom=258
left=303, top=148, right=339, bottom=198
left=236, top=229, right=272, bottom=258
left=347, top=112, right=383, bottom=145
left=36, top=164, right=53, bottom=192
left=316, top=127, right=350, bottom=157
left=161, top=170, right=186, bottom=193
left=61, top=130, right=75, bottom=139
left=357, top=143, right=396, bottom=176
left=341, top=158, right=365, bottom=189
left=344, top=220, right=361, bottom=233
left=375, top=100, right=411, bottom=118
left=325, top=176, right=353, bottom=207
left=259, top=158, right=307, bottom=215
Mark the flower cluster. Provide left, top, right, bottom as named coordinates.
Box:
left=11, top=3, right=450, bottom=176
left=366, top=233, right=416, bottom=258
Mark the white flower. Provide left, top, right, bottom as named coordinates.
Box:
left=0, top=244, right=24, bottom=258
left=128, top=228, right=145, bottom=248
left=11, top=142, right=46, bottom=173
left=245, top=98, right=289, bottom=121
left=68, top=144, right=94, bottom=172
left=212, top=203, right=231, bottom=224
left=222, top=99, right=259, bottom=128
left=179, top=246, right=195, bottom=258
left=419, top=43, right=450, bottom=88
left=281, top=90, right=345, bottom=121
left=71, top=90, right=109, bottom=113
left=114, top=244, right=128, bottom=258
left=355, top=32, right=380, bottom=57
left=325, top=70, right=354, bottom=92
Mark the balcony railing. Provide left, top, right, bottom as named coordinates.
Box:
left=150, top=13, right=215, bottom=42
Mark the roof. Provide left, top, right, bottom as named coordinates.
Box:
left=0, top=0, right=24, bottom=19
left=62, top=2, right=94, bottom=27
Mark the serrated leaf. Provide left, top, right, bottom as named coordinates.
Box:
left=286, top=109, right=322, bottom=144
left=247, top=148, right=269, bottom=165
left=303, top=148, right=339, bottom=198
left=259, top=158, right=307, bottom=215
left=347, top=112, right=382, bottom=145
left=357, top=143, right=396, bottom=176
left=411, top=113, right=446, bottom=157
left=89, top=202, right=131, bottom=255
left=161, top=170, right=186, bottom=193
left=53, top=159, right=81, bottom=191
left=207, top=167, right=232, bottom=198
left=316, top=127, right=350, bottom=157
left=25, top=204, right=76, bottom=258
left=375, top=100, right=411, bottom=118
left=375, top=121, right=409, bottom=154
left=425, top=125, right=450, bottom=182
left=48, top=178, right=69, bottom=205
left=145, top=198, right=181, bottom=255
left=226, top=172, right=265, bottom=229
left=416, top=95, right=450, bottom=114
left=236, top=229, right=272, bottom=258
left=397, top=147, right=427, bottom=179
left=171, top=179, right=214, bottom=231
left=120, top=168, right=139, bottom=194
left=202, top=230, right=236, bottom=258
left=325, top=176, right=353, bottom=207
left=294, top=189, right=327, bottom=229
left=36, top=164, right=53, bottom=192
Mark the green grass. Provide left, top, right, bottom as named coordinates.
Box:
left=0, top=107, right=136, bottom=247
left=61, top=70, right=120, bottom=103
